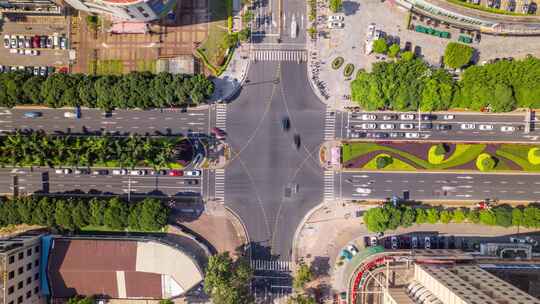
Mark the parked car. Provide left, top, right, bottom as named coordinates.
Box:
left=421, top=114, right=436, bottom=120
left=92, top=169, right=109, bottom=175
left=360, top=123, right=377, bottom=129
left=3, top=35, right=9, bottom=48
left=405, top=132, right=420, bottom=138
left=59, top=37, right=67, bottom=49
left=479, top=124, right=494, bottom=131
left=17, top=36, right=24, bottom=48
left=460, top=123, right=475, bottom=130
left=382, top=114, right=397, bottom=121
left=40, top=36, right=47, bottom=48
left=424, top=236, right=431, bottom=249
left=347, top=244, right=359, bottom=256
left=420, top=123, right=432, bottom=130
left=281, top=117, right=290, bottom=131
left=328, top=22, right=344, bottom=29
left=23, top=111, right=42, bottom=118
left=168, top=170, right=183, bottom=176
left=501, top=126, right=516, bottom=132
left=399, top=113, right=415, bottom=120
left=39, top=66, right=47, bottom=76
left=391, top=236, right=399, bottom=249
left=328, top=15, right=344, bottom=22
left=46, top=36, right=53, bottom=48
left=32, top=35, right=40, bottom=48
left=130, top=170, right=146, bottom=176
left=367, top=132, right=389, bottom=139
left=442, top=114, right=455, bottom=120
left=361, top=114, right=377, bottom=121
left=400, top=123, right=414, bottom=130
left=185, top=170, right=201, bottom=177
left=24, top=37, right=31, bottom=48
left=33, top=66, right=39, bottom=76
left=185, top=179, right=199, bottom=185
left=390, top=132, right=405, bottom=138
left=436, top=124, right=452, bottom=130
left=212, top=127, right=226, bottom=139
left=10, top=35, right=17, bottom=48
left=370, top=236, right=378, bottom=246
left=380, top=123, right=395, bottom=130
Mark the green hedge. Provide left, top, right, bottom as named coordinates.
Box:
left=444, top=42, right=474, bottom=69
left=364, top=203, right=533, bottom=233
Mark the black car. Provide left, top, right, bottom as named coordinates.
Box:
left=438, top=236, right=446, bottom=249
left=404, top=41, right=412, bottom=52
left=436, top=124, right=452, bottom=130
left=293, top=134, right=301, bottom=149
left=421, top=114, right=437, bottom=120
left=448, top=236, right=455, bottom=249
left=390, top=132, right=405, bottom=138
left=92, top=169, right=109, bottom=175
left=420, top=123, right=433, bottom=130
left=40, top=36, right=47, bottom=48
left=367, top=132, right=389, bottom=139
left=282, top=117, right=290, bottom=131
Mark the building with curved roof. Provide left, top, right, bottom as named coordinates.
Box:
left=46, top=236, right=203, bottom=300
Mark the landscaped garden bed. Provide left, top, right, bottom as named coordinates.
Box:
left=332, top=57, right=344, bottom=69
left=341, top=141, right=540, bottom=172
left=343, top=63, right=355, bottom=77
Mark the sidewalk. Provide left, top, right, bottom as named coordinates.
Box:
left=209, top=43, right=251, bottom=103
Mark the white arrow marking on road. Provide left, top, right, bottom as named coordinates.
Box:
left=352, top=175, right=369, bottom=178
left=457, top=185, right=472, bottom=188
left=0, top=121, right=12, bottom=123
left=188, top=122, right=205, bottom=125
left=188, top=113, right=205, bottom=116
left=0, top=110, right=12, bottom=115
left=455, top=194, right=472, bottom=198
left=101, top=121, right=117, bottom=124
left=456, top=176, right=473, bottom=179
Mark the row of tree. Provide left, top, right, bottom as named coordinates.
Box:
left=363, top=203, right=540, bottom=232
left=0, top=71, right=214, bottom=110
left=204, top=252, right=252, bottom=304
left=0, top=131, right=184, bottom=168
left=0, top=196, right=169, bottom=231
left=351, top=55, right=540, bottom=112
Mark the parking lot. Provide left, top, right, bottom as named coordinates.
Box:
left=0, top=15, right=70, bottom=69
left=312, top=0, right=540, bottom=104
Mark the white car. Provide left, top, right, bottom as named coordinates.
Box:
left=130, top=170, right=145, bottom=176
left=356, top=187, right=372, bottom=194
left=347, top=244, right=359, bottom=256
left=424, top=236, right=431, bottom=249
left=64, top=112, right=77, bottom=118
left=399, top=123, right=414, bottom=130
left=405, top=132, right=420, bottom=138
left=328, top=22, right=344, bottom=29
left=112, top=169, right=128, bottom=175
left=380, top=123, right=395, bottom=130
left=479, top=124, right=494, bottom=131
left=55, top=168, right=71, bottom=174
left=328, top=15, right=344, bottom=22
left=360, top=123, right=376, bottom=129
left=360, top=114, right=377, bottom=120
left=185, top=170, right=201, bottom=177
left=411, top=236, right=418, bottom=249
left=460, top=123, right=475, bottom=130
left=501, top=126, right=516, bottom=132
left=391, top=236, right=399, bottom=249
left=369, top=236, right=378, bottom=246
left=443, top=114, right=455, bottom=120
left=400, top=113, right=415, bottom=120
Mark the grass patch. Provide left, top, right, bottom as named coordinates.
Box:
left=446, top=0, right=527, bottom=15
left=364, top=153, right=416, bottom=171
left=199, top=0, right=230, bottom=68
left=136, top=60, right=156, bottom=73
left=89, top=60, right=124, bottom=75
left=496, top=144, right=540, bottom=171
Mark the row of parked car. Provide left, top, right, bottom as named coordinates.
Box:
left=365, top=235, right=459, bottom=250
left=54, top=168, right=201, bottom=177
left=350, top=131, right=426, bottom=139
left=351, top=113, right=453, bottom=121
left=3, top=34, right=67, bottom=50
left=0, top=65, right=55, bottom=76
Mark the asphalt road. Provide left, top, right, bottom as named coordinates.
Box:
left=336, top=111, right=540, bottom=142
left=3, top=168, right=204, bottom=199
left=0, top=108, right=210, bottom=135
left=224, top=61, right=325, bottom=260
left=338, top=171, right=540, bottom=202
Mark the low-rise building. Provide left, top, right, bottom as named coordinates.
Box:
left=63, top=0, right=175, bottom=22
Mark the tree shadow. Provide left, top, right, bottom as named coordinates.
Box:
left=343, top=1, right=360, bottom=16
left=310, top=256, right=331, bottom=278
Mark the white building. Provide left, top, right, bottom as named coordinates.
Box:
left=64, top=0, right=176, bottom=22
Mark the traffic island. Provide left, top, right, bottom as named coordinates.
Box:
left=341, top=141, right=540, bottom=172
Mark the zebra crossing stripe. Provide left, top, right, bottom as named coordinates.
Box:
left=251, top=50, right=307, bottom=62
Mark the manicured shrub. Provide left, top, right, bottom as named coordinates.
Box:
left=426, top=208, right=439, bottom=224
left=444, top=42, right=474, bottom=69
left=528, top=147, right=540, bottom=165
left=332, top=57, right=344, bottom=69
left=373, top=38, right=388, bottom=54
left=440, top=210, right=452, bottom=223
left=388, top=43, right=400, bottom=58
left=376, top=155, right=393, bottom=169
left=343, top=64, right=355, bottom=77
left=476, top=153, right=496, bottom=171
left=428, top=144, right=446, bottom=164
left=401, top=51, right=415, bottom=61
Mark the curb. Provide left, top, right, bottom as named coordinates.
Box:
left=223, top=205, right=251, bottom=258
left=341, top=168, right=540, bottom=176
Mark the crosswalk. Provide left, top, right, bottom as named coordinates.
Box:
left=324, top=109, right=336, bottom=141
left=251, top=259, right=292, bottom=272
left=251, top=50, right=307, bottom=62
left=323, top=170, right=335, bottom=202
left=214, top=168, right=225, bottom=202
left=215, top=103, right=227, bottom=131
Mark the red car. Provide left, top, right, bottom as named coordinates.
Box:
left=32, top=35, right=40, bottom=48
left=211, top=127, right=226, bottom=139
left=168, top=170, right=183, bottom=177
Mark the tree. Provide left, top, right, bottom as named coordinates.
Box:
left=372, top=38, right=388, bottom=54
left=55, top=200, right=75, bottom=231
left=88, top=198, right=105, bottom=226
left=479, top=210, right=496, bottom=225
left=71, top=200, right=90, bottom=229
left=67, top=296, right=94, bottom=304
left=493, top=207, right=512, bottom=227
left=388, top=43, right=400, bottom=58
left=512, top=208, right=523, bottom=227
left=159, top=300, right=174, bottom=304
left=467, top=209, right=480, bottom=223
left=401, top=207, right=416, bottom=227
left=415, top=208, right=427, bottom=224
left=444, top=42, right=474, bottom=69
left=329, top=0, right=342, bottom=12
left=204, top=252, right=252, bottom=304
left=528, top=147, right=540, bottom=165
left=293, top=263, right=313, bottom=290
left=426, top=208, right=439, bottom=224
left=364, top=207, right=390, bottom=232
left=476, top=153, right=496, bottom=171
left=428, top=144, right=446, bottom=164
left=452, top=208, right=466, bottom=223
left=103, top=197, right=127, bottom=230
left=522, top=206, right=540, bottom=228
left=440, top=210, right=452, bottom=224
left=401, top=51, right=414, bottom=61
left=376, top=155, right=393, bottom=169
